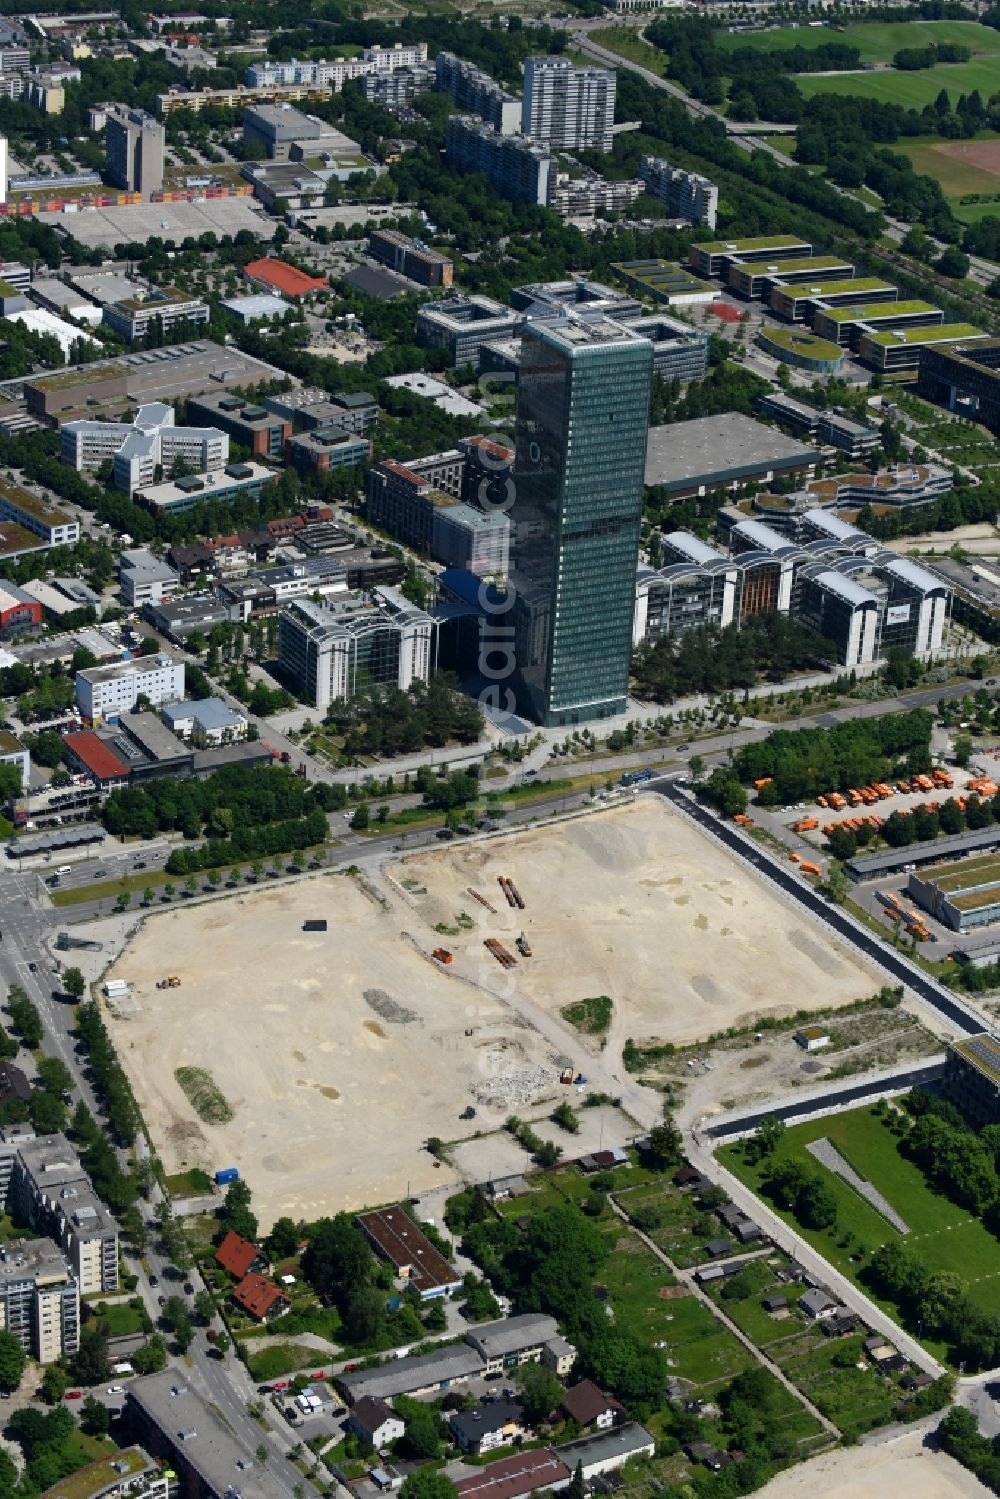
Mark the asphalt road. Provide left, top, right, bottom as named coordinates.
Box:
left=0, top=861, right=321, bottom=1496
left=701, top=1060, right=947, bottom=1139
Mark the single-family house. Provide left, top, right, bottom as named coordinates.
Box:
left=799, top=1289, right=836, bottom=1320
left=560, top=1380, right=622, bottom=1431
left=232, top=1271, right=291, bottom=1323
left=449, top=1397, right=527, bottom=1455
left=215, top=1230, right=267, bottom=1280
left=347, top=1396, right=405, bottom=1449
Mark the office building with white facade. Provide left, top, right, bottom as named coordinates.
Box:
left=76, top=654, right=185, bottom=721
left=61, top=402, right=228, bottom=494
left=0, top=483, right=78, bottom=546
left=103, top=287, right=209, bottom=342
left=277, top=590, right=435, bottom=709
left=633, top=532, right=738, bottom=647
left=521, top=56, right=615, bottom=152
left=639, top=156, right=718, bottom=229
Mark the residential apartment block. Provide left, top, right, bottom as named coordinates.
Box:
left=246, top=42, right=427, bottom=92
left=446, top=115, right=552, bottom=206
left=521, top=56, right=615, bottom=152
left=0, top=1238, right=79, bottom=1363
left=0, top=1126, right=118, bottom=1298
left=362, top=63, right=436, bottom=111
left=435, top=51, right=520, bottom=134
left=105, top=103, right=165, bottom=194
left=639, top=155, right=718, bottom=228
left=61, top=401, right=228, bottom=492
left=76, top=653, right=185, bottom=720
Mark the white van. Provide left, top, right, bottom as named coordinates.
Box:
left=56, top=865, right=72, bottom=877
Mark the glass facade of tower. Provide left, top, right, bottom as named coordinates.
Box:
left=511, top=317, right=652, bottom=726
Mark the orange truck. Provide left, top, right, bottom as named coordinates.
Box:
left=800, top=861, right=822, bottom=876
left=794, top=817, right=819, bottom=832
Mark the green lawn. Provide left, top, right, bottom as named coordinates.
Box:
left=164, top=1167, right=215, bottom=1198
left=777, top=1336, right=898, bottom=1439
left=715, top=20, right=1000, bottom=63
left=953, top=199, right=1000, bottom=226
left=591, top=28, right=673, bottom=78
left=720, top=1105, right=1000, bottom=1355
left=894, top=136, right=1000, bottom=198
left=246, top=1342, right=320, bottom=1381
left=797, top=60, right=1000, bottom=110
left=599, top=1231, right=754, bottom=1389
left=91, top=1300, right=150, bottom=1336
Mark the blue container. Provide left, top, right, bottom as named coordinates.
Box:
left=215, top=1167, right=239, bottom=1186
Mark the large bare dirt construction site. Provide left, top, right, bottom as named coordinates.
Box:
left=104, top=799, right=883, bottom=1227
left=103, top=877, right=557, bottom=1228
left=391, top=798, right=883, bottom=1050
left=759, top=1427, right=989, bottom=1499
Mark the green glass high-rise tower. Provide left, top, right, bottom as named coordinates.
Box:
left=510, top=315, right=653, bottom=726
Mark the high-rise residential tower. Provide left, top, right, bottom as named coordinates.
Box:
left=509, top=316, right=652, bottom=726
left=105, top=104, right=164, bottom=194
left=521, top=56, right=616, bottom=153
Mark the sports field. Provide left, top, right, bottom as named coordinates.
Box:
left=954, top=199, right=1000, bottom=227
left=895, top=137, right=1000, bottom=198
left=720, top=1104, right=1000, bottom=1351
left=716, top=20, right=1000, bottom=64
left=797, top=59, right=1000, bottom=110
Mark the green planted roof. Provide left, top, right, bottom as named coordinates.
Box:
left=817, top=299, right=940, bottom=323
left=759, top=325, right=842, bottom=360
left=776, top=277, right=894, bottom=300
left=697, top=233, right=808, bottom=254
left=862, top=321, right=985, bottom=347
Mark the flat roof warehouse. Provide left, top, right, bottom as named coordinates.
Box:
left=357, top=1205, right=463, bottom=1296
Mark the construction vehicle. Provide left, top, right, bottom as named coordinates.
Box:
left=800, top=861, right=822, bottom=876
left=789, top=852, right=801, bottom=864
left=753, top=777, right=773, bottom=790
left=817, top=795, right=829, bottom=808
left=793, top=817, right=818, bottom=832
left=560, top=1067, right=574, bottom=1085
left=515, top=933, right=532, bottom=957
